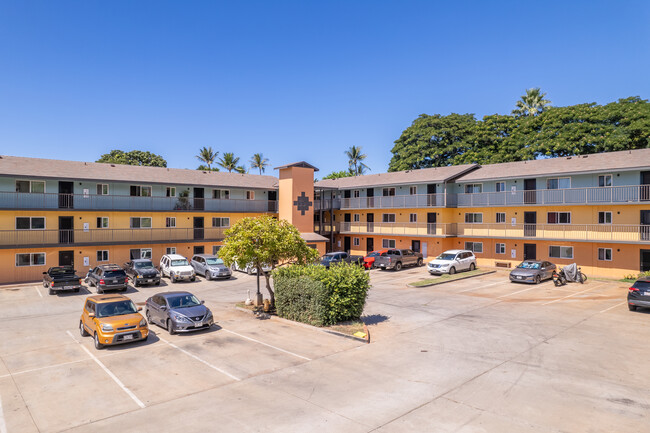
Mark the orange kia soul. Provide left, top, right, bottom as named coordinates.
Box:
left=79, top=294, right=149, bottom=349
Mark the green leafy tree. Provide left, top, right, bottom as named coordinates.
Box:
left=345, top=145, right=370, bottom=176
left=235, top=165, right=247, bottom=174
left=322, top=170, right=354, bottom=180
left=217, top=152, right=240, bottom=172
left=512, top=87, right=552, bottom=117
left=250, top=153, right=269, bottom=174
left=97, top=150, right=167, bottom=167
left=197, top=164, right=219, bottom=171
left=196, top=146, right=218, bottom=170
left=218, top=216, right=319, bottom=306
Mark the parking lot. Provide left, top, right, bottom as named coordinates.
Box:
left=0, top=267, right=647, bottom=432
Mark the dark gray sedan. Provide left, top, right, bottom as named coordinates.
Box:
left=145, top=291, right=214, bottom=334
left=509, top=260, right=556, bottom=284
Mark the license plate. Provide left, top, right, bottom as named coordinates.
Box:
left=123, top=334, right=134, bottom=341
left=380, top=264, right=385, bottom=268
left=64, top=285, right=73, bottom=290
left=517, top=276, right=523, bottom=279
left=195, top=321, right=202, bottom=327
left=144, top=279, right=151, bottom=283
left=112, top=279, right=117, bottom=283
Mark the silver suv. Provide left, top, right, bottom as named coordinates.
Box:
left=190, top=254, right=232, bottom=280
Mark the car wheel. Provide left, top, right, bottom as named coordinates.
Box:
left=535, top=275, right=541, bottom=285
left=134, top=280, right=139, bottom=287
left=171, top=276, right=176, bottom=283
left=449, top=267, right=456, bottom=275
left=97, top=287, right=104, bottom=294
left=395, top=262, right=402, bottom=271
left=628, top=304, right=637, bottom=311
left=94, top=333, right=104, bottom=350
left=167, top=319, right=176, bottom=335
left=205, top=273, right=211, bottom=281
left=79, top=321, right=88, bottom=337
left=48, top=288, right=55, bottom=295
left=74, top=288, right=80, bottom=293
left=190, top=277, right=196, bottom=282
left=416, top=258, right=423, bottom=267
left=155, top=281, right=160, bottom=286
left=469, top=263, right=476, bottom=271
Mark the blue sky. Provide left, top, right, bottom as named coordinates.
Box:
left=1, top=0, right=648, bottom=176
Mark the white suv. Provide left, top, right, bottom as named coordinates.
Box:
left=159, top=254, right=196, bottom=283
left=427, top=249, right=477, bottom=275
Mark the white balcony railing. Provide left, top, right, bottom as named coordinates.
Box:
left=336, top=222, right=456, bottom=237
left=338, top=193, right=447, bottom=210
left=456, top=223, right=650, bottom=243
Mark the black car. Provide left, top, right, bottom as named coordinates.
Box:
left=145, top=291, right=213, bottom=334
left=85, top=264, right=129, bottom=294
left=124, top=259, right=161, bottom=287
left=628, top=277, right=650, bottom=311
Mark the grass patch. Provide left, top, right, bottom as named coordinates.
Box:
left=326, top=320, right=365, bottom=336
left=409, top=269, right=493, bottom=287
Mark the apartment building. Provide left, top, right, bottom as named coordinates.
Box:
left=314, top=149, right=650, bottom=279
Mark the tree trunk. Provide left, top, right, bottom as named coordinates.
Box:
left=264, top=272, right=274, bottom=306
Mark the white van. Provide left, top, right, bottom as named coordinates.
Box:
left=159, top=254, right=196, bottom=283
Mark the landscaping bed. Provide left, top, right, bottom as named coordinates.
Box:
left=408, top=269, right=495, bottom=287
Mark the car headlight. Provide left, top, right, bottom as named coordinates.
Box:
left=101, top=324, right=114, bottom=332
left=171, top=313, right=191, bottom=323
left=139, top=318, right=147, bottom=327
left=170, top=270, right=176, bottom=275
left=137, top=275, right=142, bottom=278
left=205, top=310, right=213, bottom=319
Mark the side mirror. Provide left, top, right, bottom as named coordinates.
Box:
left=137, top=306, right=143, bottom=311
left=201, top=300, right=205, bottom=305
left=160, top=305, right=167, bottom=311
left=42, top=271, right=47, bottom=275
left=88, top=313, right=95, bottom=318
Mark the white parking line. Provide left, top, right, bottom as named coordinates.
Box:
left=497, top=285, right=540, bottom=298
left=0, top=393, right=7, bottom=433
left=600, top=301, right=626, bottom=313
left=158, top=336, right=241, bottom=381
left=542, top=286, right=600, bottom=305
left=66, top=331, right=145, bottom=408
left=34, top=286, right=43, bottom=298
left=223, top=329, right=312, bottom=361
left=457, top=280, right=504, bottom=293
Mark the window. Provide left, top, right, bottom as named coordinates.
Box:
left=16, top=252, right=46, bottom=267
left=96, top=217, right=109, bottom=228
left=16, top=180, right=45, bottom=193
left=465, top=242, right=483, bottom=253
left=464, top=213, right=483, bottom=224
left=130, top=217, right=152, bottom=229
left=598, top=175, right=613, bottom=187
left=213, top=189, right=230, bottom=199
left=96, top=184, right=109, bottom=195
left=382, top=214, right=396, bottom=223
left=409, top=213, right=417, bottom=223
left=409, top=186, right=417, bottom=195
left=353, top=214, right=360, bottom=222
left=382, top=239, right=396, bottom=248
left=496, top=182, right=506, bottom=192
left=382, top=188, right=395, bottom=196
left=546, top=177, right=571, bottom=189
left=353, top=190, right=360, bottom=198
left=547, top=212, right=571, bottom=224
left=246, top=191, right=255, bottom=200
left=130, top=248, right=152, bottom=259
left=212, top=217, right=230, bottom=227
left=130, top=185, right=152, bottom=197
left=496, top=212, right=506, bottom=223
left=598, top=248, right=612, bottom=261
left=353, top=237, right=360, bottom=246
left=495, top=243, right=506, bottom=254
left=96, top=250, right=109, bottom=262
left=549, top=246, right=573, bottom=259
left=166, top=217, right=176, bottom=228
left=16, top=217, right=45, bottom=230
left=212, top=245, right=222, bottom=256
left=598, top=211, right=612, bottom=224
left=166, top=187, right=176, bottom=197
left=166, top=247, right=177, bottom=255
left=464, top=184, right=482, bottom=194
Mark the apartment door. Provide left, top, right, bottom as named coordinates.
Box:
left=641, top=210, right=650, bottom=241
left=427, top=184, right=437, bottom=206
left=58, top=181, right=74, bottom=209
left=344, top=236, right=351, bottom=253
left=344, top=213, right=351, bottom=232
left=427, top=212, right=437, bottom=235
left=59, top=250, right=74, bottom=267
left=193, top=188, right=204, bottom=210
left=59, top=216, right=74, bottom=244
left=193, top=217, right=204, bottom=240
left=366, top=237, right=374, bottom=253
left=367, top=213, right=374, bottom=233
left=366, top=188, right=374, bottom=208
left=268, top=190, right=277, bottom=212
left=524, top=211, right=537, bottom=237
left=412, top=240, right=421, bottom=253
left=193, top=246, right=204, bottom=255
left=641, top=171, right=650, bottom=201
left=523, top=243, right=537, bottom=260
left=641, top=249, right=650, bottom=272
left=524, top=179, right=537, bottom=204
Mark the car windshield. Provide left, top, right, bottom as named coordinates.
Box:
left=205, top=258, right=224, bottom=265
left=321, top=255, right=334, bottom=262
left=96, top=300, right=138, bottom=318
left=171, top=259, right=189, bottom=266
left=633, top=281, right=650, bottom=289
left=517, top=261, right=541, bottom=269
left=167, top=294, right=201, bottom=309
left=50, top=267, right=74, bottom=275
left=134, top=261, right=154, bottom=269
left=367, top=252, right=380, bottom=257
left=436, top=254, right=456, bottom=261
left=104, top=270, right=126, bottom=277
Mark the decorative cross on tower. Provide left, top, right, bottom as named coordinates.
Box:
left=293, top=191, right=312, bottom=216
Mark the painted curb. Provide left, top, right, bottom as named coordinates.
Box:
left=408, top=270, right=497, bottom=288
left=234, top=306, right=368, bottom=343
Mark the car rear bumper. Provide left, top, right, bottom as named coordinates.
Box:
left=628, top=298, right=650, bottom=308
left=98, top=283, right=128, bottom=290
left=52, top=284, right=82, bottom=291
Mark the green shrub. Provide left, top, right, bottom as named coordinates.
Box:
left=274, top=275, right=328, bottom=327
left=273, top=263, right=370, bottom=326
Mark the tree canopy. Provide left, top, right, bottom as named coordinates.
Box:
left=345, top=145, right=370, bottom=176
left=218, top=152, right=240, bottom=172
left=388, top=97, right=650, bottom=171
left=250, top=153, right=269, bottom=174
left=512, top=87, right=551, bottom=117
left=322, top=170, right=354, bottom=180
left=96, top=150, right=167, bottom=167
left=196, top=146, right=218, bottom=170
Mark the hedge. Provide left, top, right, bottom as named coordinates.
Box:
left=273, top=263, right=370, bottom=326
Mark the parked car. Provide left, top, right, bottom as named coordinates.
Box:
left=85, top=264, right=129, bottom=294
left=159, top=254, right=196, bottom=283
left=362, top=250, right=388, bottom=269
left=231, top=261, right=272, bottom=275
left=79, top=294, right=148, bottom=349
left=320, top=252, right=364, bottom=269
left=509, top=260, right=556, bottom=284
left=42, top=266, right=82, bottom=295
left=145, top=291, right=213, bottom=334
left=627, top=277, right=650, bottom=311
left=427, top=250, right=476, bottom=275
left=375, top=249, right=423, bottom=271
left=124, top=259, right=161, bottom=287
left=190, top=254, right=232, bottom=280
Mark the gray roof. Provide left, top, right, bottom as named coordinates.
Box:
left=300, top=232, right=329, bottom=242
left=315, top=164, right=478, bottom=189
left=458, top=149, right=650, bottom=182
left=0, top=155, right=279, bottom=189
left=275, top=161, right=319, bottom=171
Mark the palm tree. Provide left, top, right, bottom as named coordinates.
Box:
left=196, top=146, right=218, bottom=170
left=235, top=165, right=247, bottom=174
left=250, top=153, right=269, bottom=175
left=217, top=152, right=240, bottom=172
left=512, top=88, right=552, bottom=116
left=345, top=146, right=370, bottom=176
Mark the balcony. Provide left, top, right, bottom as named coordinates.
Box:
left=456, top=223, right=650, bottom=243
left=314, top=198, right=341, bottom=211
left=457, top=185, right=650, bottom=207
left=337, top=222, right=456, bottom=237
left=337, top=193, right=448, bottom=210
left=0, top=227, right=227, bottom=248
left=0, top=192, right=278, bottom=213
